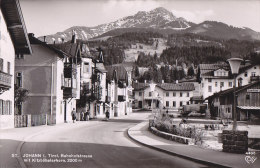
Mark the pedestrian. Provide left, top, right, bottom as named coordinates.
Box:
left=86, top=110, right=90, bottom=121
left=105, top=110, right=110, bottom=121
left=71, top=108, right=76, bottom=123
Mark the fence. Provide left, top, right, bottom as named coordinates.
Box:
left=14, top=114, right=55, bottom=128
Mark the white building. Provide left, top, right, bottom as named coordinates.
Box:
left=198, top=63, right=260, bottom=100
left=133, top=82, right=195, bottom=111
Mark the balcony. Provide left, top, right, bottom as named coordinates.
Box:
left=118, top=95, right=126, bottom=102
left=106, top=96, right=111, bottom=102
left=63, top=87, right=77, bottom=99
left=250, top=76, right=260, bottom=82
left=64, top=63, right=77, bottom=78
left=0, top=72, right=12, bottom=92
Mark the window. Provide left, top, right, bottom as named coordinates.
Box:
left=173, top=92, right=176, bottom=97
left=139, top=92, right=142, bottom=96
left=180, top=92, right=183, bottom=97
left=83, top=62, right=89, bottom=73
left=16, top=72, right=22, bottom=87
left=208, top=86, right=212, bottom=92
left=215, top=82, right=218, bottom=87
left=187, top=92, right=189, bottom=97
left=180, top=101, right=183, bottom=107
left=202, top=83, right=204, bottom=88
left=187, top=101, right=189, bottom=105
left=166, top=101, right=169, bottom=107
left=149, top=92, right=152, bottom=97
left=173, top=101, right=176, bottom=107
left=228, top=82, right=232, bottom=87
left=0, top=58, right=3, bottom=71
left=208, top=78, right=212, bottom=83
left=252, top=72, right=256, bottom=77
left=0, top=100, right=12, bottom=115
left=7, top=62, right=10, bottom=74
left=220, top=82, right=224, bottom=87
left=244, top=72, right=248, bottom=77
left=166, top=92, right=169, bottom=97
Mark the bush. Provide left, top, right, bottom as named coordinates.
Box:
left=154, top=112, right=204, bottom=144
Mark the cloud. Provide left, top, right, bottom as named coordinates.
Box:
left=171, top=9, right=215, bottom=23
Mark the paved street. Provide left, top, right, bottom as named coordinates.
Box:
left=0, top=112, right=211, bottom=168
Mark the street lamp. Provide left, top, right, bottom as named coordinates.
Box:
left=149, top=82, right=156, bottom=116
left=227, top=58, right=243, bottom=130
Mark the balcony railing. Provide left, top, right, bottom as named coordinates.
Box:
left=0, top=71, right=12, bottom=91
left=250, top=76, right=260, bottom=82
left=118, top=95, right=126, bottom=102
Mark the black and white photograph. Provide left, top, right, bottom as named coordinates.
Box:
left=0, top=0, right=260, bottom=167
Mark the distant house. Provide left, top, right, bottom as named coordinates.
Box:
left=106, top=65, right=133, bottom=117
left=207, top=81, right=260, bottom=122
left=0, top=0, right=32, bottom=129
left=133, top=82, right=195, bottom=111
left=197, top=62, right=260, bottom=100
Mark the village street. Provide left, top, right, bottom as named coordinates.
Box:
left=0, top=112, right=212, bottom=168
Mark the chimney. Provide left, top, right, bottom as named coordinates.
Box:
left=43, top=36, right=46, bottom=42
left=162, top=80, right=164, bottom=83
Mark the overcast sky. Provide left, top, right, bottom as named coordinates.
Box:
left=20, top=0, right=260, bottom=37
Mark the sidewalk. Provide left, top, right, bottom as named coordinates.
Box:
left=128, top=121, right=260, bottom=168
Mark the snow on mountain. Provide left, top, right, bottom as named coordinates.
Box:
left=39, top=7, right=192, bottom=43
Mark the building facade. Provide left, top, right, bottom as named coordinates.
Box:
left=0, top=0, right=31, bottom=129
left=133, top=82, right=195, bottom=111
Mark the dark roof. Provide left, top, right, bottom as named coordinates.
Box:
left=157, top=83, right=195, bottom=91
left=106, top=65, right=128, bottom=81
left=133, top=82, right=195, bottom=91
left=28, top=34, right=65, bottom=58
left=1, top=0, right=32, bottom=54
left=199, top=62, right=254, bottom=79
left=206, top=81, right=260, bottom=100
left=50, top=41, right=80, bottom=57
left=132, top=83, right=149, bottom=91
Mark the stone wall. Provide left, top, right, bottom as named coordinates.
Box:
left=222, top=130, right=248, bottom=154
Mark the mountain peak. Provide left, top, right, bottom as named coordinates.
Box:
left=151, top=7, right=171, bottom=13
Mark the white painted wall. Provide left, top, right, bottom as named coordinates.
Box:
left=0, top=12, right=15, bottom=129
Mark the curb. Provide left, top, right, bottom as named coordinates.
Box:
left=127, top=123, right=231, bottom=168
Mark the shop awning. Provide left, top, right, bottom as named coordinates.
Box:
left=237, top=106, right=260, bottom=110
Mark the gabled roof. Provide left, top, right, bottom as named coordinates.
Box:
left=50, top=41, right=80, bottom=58
left=1, top=0, right=32, bottom=54
left=106, top=65, right=128, bottom=81
left=28, top=34, right=65, bottom=58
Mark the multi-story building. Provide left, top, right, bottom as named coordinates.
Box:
left=0, top=0, right=32, bottom=129
left=106, top=65, right=133, bottom=117
left=15, top=34, right=66, bottom=125
left=133, top=82, right=195, bottom=111
left=51, top=35, right=82, bottom=122
left=207, top=81, right=260, bottom=121
left=198, top=62, right=260, bottom=100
